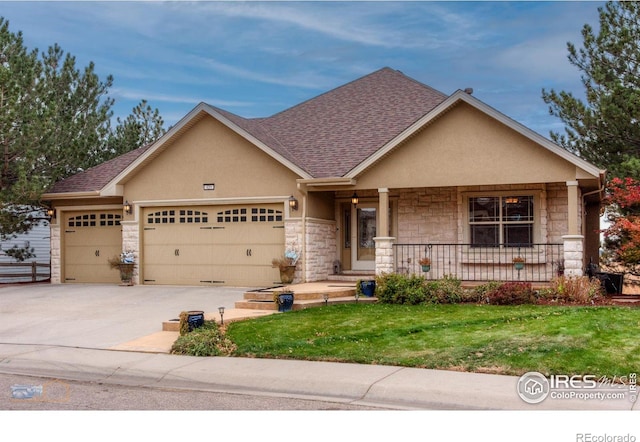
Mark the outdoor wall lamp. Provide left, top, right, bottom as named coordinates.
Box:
left=124, top=200, right=132, bottom=215
left=218, top=306, right=225, bottom=325
left=46, top=208, right=56, bottom=218
left=351, top=192, right=359, bottom=206
left=323, top=293, right=329, bottom=306
left=288, top=195, right=298, bottom=211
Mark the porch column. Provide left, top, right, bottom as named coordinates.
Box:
left=378, top=188, right=390, bottom=237
left=563, top=181, right=584, bottom=276
left=374, top=188, right=395, bottom=275
left=566, top=181, right=579, bottom=235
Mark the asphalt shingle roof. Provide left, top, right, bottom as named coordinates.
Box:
left=48, top=67, right=448, bottom=194
left=47, top=144, right=152, bottom=194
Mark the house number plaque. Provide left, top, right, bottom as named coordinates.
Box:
left=203, top=183, right=215, bottom=191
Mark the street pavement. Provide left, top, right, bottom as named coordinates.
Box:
left=0, top=283, right=638, bottom=411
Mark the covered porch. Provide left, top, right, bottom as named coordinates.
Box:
left=290, top=181, right=601, bottom=284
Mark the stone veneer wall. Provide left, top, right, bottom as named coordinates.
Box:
left=121, top=221, right=140, bottom=285
left=285, top=219, right=303, bottom=283
left=285, top=218, right=336, bottom=283
left=546, top=183, right=572, bottom=243
left=396, top=187, right=459, bottom=244
left=50, top=224, right=61, bottom=284
left=304, top=218, right=337, bottom=282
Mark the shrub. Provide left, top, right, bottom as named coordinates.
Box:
left=468, top=281, right=502, bottom=304
left=375, top=273, right=464, bottom=305
left=428, top=274, right=464, bottom=304
left=171, top=320, right=236, bottom=356
left=178, top=311, right=190, bottom=336
left=539, top=276, right=605, bottom=304
left=376, top=273, right=430, bottom=304
left=485, top=282, right=536, bottom=305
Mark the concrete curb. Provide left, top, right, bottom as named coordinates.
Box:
left=0, top=344, right=636, bottom=410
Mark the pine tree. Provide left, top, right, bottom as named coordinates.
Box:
left=0, top=17, right=165, bottom=243
left=542, top=1, right=640, bottom=179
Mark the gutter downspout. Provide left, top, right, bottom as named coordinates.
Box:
left=297, top=183, right=308, bottom=283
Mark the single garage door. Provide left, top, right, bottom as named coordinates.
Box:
left=142, top=204, right=285, bottom=286
left=63, top=210, right=123, bottom=283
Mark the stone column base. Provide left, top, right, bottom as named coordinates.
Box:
left=374, top=237, right=396, bottom=276
left=562, top=235, right=584, bottom=277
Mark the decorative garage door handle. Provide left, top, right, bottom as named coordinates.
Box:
left=246, top=249, right=252, bottom=256
left=95, top=250, right=100, bottom=257
left=174, top=249, right=180, bottom=256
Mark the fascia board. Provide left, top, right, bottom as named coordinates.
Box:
left=41, top=191, right=101, bottom=200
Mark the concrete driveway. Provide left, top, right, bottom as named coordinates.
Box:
left=0, top=283, right=248, bottom=349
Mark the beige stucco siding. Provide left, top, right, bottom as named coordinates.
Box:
left=356, top=103, right=579, bottom=189
left=123, top=116, right=301, bottom=202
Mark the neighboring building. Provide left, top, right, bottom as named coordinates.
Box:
left=42, top=68, right=605, bottom=287
left=0, top=214, right=51, bottom=283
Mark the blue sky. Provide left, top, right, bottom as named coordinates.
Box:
left=1, top=1, right=605, bottom=138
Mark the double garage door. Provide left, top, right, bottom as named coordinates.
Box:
left=63, top=205, right=285, bottom=287
left=142, top=204, right=285, bottom=286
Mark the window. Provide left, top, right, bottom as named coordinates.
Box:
left=215, top=207, right=282, bottom=223
left=468, top=195, right=534, bottom=247
left=69, top=213, right=122, bottom=227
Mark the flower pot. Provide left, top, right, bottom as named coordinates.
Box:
left=277, top=292, right=295, bottom=312
left=359, top=280, right=376, bottom=297
left=186, top=310, right=204, bottom=331
left=279, top=265, right=296, bottom=284
left=118, top=263, right=135, bottom=285
left=421, top=265, right=431, bottom=272
left=514, top=262, right=524, bottom=271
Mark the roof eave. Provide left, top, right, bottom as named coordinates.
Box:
left=42, top=190, right=102, bottom=200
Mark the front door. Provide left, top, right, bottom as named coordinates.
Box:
left=351, top=203, right=376, bottom=271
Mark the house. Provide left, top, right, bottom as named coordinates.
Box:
left=42, top=68, right=605, bottom=287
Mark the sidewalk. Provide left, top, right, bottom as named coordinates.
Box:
left=0, top=343, right=637, bottom=410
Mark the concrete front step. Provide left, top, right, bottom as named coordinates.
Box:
left=236, top=280, right=379, bottom=311
left=242, top=286, right=356, bottom=302
left=327, top=272, right=376, bottom=282
left=236, top=295, right=378, bottom=311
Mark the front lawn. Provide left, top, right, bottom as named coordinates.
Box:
left=223, top=303, right=640, bottom=377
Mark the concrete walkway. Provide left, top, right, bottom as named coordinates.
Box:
left=0, top=283, right=638, bottom=411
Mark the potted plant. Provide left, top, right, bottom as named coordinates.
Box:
left=419, top=257, right=431, bottom=272
left=512, top=256, right=525, bottom=270
left=272, top=246, right=300, bottom=284
left=108, top=250, right=135, bottom=285
left=273, top=289, right=295, bottom=312
left=357, top=279, right=376, bottom=297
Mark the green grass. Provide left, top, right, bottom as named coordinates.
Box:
left=225, top=303, right=640, bottom=377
